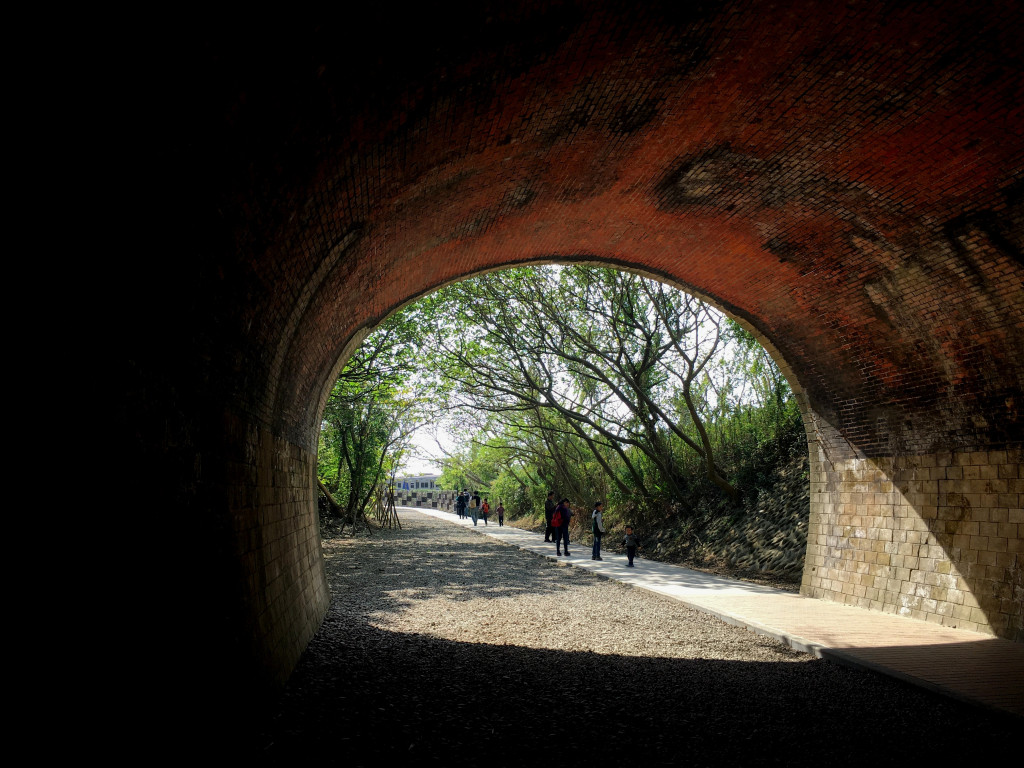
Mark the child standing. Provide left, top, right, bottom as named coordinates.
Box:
left=624, top=526, right=640, bottom=567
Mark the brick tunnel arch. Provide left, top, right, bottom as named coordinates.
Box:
left=121, top=0, right=1023, bottom=735
left=298, top=238, right=1016, bottom=647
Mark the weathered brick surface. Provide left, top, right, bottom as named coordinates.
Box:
left=802, top=442, right=1023, bottom=641
left=122, top=0, right=1024, bottom=721
left=223, top=414, right=330, bottom=689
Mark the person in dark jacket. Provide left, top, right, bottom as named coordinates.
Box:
left=624, top=525, right=640, bottom=567
left=591, top=501, right=605, bottom=560
left=544, top=491, right=556, bottom=542
left=554, top=498, right=573, bottom=556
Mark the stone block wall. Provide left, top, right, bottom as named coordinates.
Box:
left=393, top=490, right=452, bottom=510
left=224, top=416, right=330, bottom=690
left=802, top=443, right=1023, bottom=641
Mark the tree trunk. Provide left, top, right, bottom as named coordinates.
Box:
left=317, top=478, right=344, bottom=517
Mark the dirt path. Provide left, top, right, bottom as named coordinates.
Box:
left=258, top=511, right=1016, bottom=765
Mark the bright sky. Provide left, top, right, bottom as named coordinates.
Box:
left=400, top=426, right=453, bottom=476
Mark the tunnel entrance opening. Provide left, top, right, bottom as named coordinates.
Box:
left=314, top=262, right=813, bottom=591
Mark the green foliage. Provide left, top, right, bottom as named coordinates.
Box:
left=437, top=433, right=490, bottom=492
left=319, top=264, right=806, bottom=541
left=490, top=470, right=538, bottom=519
left=317, top=315, right=433, bottom=522
left=422, top=266, right=748, bottom=507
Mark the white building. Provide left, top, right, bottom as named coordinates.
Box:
left=393, top=473, right=442, bottom=491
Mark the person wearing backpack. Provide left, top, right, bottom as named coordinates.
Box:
left=553, top=498, right=573, bottom=556
left=470, top=491, right=481, bottom=526
left=591, top=501, right=605, bottom=561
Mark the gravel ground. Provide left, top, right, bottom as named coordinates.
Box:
left=258, top=511, right=1017, bottom=766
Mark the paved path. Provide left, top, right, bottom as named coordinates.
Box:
left=404, top=506, right=1024, bottom=718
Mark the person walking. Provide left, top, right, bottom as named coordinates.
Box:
left=553, top=498, right=572, bottom=556
left=456, top=491, right=467, bottom=519
left=591, top=501, right=605, bottom=560
left=544, top=491, right=556, bottom=542
left=624, top=525, right=640, bottom=567
left=481, top=498, right=490, bottom=525
left=496, top=501, right=505, bottom=526
left=470, top=491, right=481, bottom=526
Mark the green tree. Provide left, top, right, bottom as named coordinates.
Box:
left=321, top=263, right=802, bottom=539
left=422, top=266, right=740, bottom=513
left=317, top=316, right=431, bottom=526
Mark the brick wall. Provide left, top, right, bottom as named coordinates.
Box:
left=224, top=417, right=330, bottom=688
left=803, top=432, right=1023, bottom=641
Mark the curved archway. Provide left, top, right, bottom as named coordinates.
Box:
left=294, top=234, right=1015, bottom=636
left=121, top=0, right=1023, bottom=735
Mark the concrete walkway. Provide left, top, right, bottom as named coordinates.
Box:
left=403, top=506, right=1024, bottom=718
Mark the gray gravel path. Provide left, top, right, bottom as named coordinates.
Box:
left=259, top=511, right=1016, bottom=765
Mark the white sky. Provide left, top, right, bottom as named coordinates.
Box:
left=400, top=426, right=453, bottom=476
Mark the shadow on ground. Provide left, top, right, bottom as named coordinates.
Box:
left=253, top=517, right=1017, bottom=766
